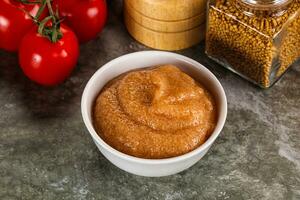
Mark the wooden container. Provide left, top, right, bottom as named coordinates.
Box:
left=124, top=12, right=205, bottom=51
left=124, top=0, right=207, bottom=50
left=126, top=0, right=206, bottom=21
left=124, top=1, right=206, bottom=33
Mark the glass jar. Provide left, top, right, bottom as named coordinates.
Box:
left=205, top=0, right=300, bottom=88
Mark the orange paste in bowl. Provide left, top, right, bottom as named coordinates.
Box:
left=93, top=65, right=217, bottom=159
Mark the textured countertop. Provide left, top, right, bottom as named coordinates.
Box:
left=0, top=1, right=299, bottom=199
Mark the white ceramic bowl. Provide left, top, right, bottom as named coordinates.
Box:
left=81, top=51, right=227, bottom=177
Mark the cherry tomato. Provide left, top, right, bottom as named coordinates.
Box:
left=18, top=24, right=79, bottom=86
left=53, top=0, right=107, bottom=43
left=0, top=0, right=42, bottom=51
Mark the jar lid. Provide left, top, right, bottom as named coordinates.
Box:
left=240, top=0, right=293, bottom=9
left=125, top=0, right=206, bottom=21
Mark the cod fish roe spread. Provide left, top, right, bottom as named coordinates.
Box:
left=93, top=65, right=217, bottom=159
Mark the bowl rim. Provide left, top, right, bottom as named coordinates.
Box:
left=81, top=50, right=227, bottom=164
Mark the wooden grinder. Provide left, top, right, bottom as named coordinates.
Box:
left=124, top=0, right=207, bottom=51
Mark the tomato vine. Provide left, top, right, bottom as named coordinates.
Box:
left=19, top=0, right=63, bottom=43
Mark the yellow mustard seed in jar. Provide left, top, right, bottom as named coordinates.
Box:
left=206, top=0, right=300, bottom=88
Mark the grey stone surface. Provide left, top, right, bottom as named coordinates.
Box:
left=0, top=1, right=299, bottom=199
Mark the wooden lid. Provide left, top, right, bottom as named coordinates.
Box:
left=125, top=0, right=207, bottom=21
left=124, top=1, right=206, bottom=33
left=124, top=12, right=205, bottom=50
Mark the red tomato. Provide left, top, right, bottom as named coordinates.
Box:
left=53, top=0, right=107, bottom=43
left=19, top=24, right=79, bottom=86
left=0, top=0, right=42, bottom=51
